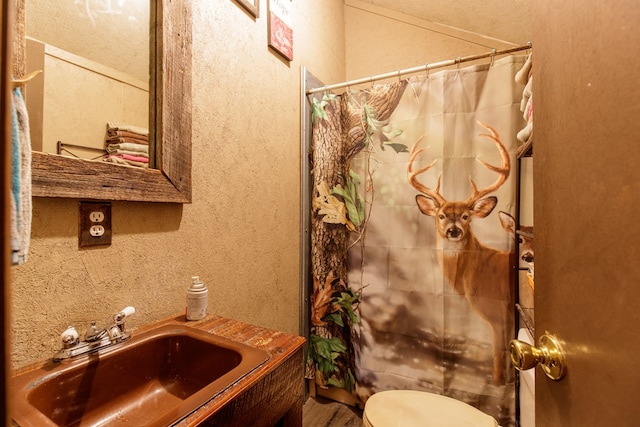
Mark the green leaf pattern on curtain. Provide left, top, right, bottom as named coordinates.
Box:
left=308, top=82, right=409, bottom=392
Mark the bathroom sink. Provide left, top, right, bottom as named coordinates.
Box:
left=10, top=324, right=270, bottom=426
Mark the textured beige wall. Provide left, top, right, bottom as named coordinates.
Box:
left=26, top=0, right=149, bottom=81
left=35, top=43, right=148, bottom=155
left=11, top=0, right=346, bottom=369
left=345, top=0, right=530, bottom=81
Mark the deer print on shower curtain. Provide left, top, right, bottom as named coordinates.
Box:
left=498, top=211, right=534, bottom=267
left=407, top=121, right=516, bottom=385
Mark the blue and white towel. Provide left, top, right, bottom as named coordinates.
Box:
left=11, top=88, right=32, bottom=265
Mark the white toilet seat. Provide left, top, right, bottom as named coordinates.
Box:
left=362, top=390, right=498, bottom=427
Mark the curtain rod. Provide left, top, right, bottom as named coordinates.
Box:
left=306, top=42, right=531, bottom=95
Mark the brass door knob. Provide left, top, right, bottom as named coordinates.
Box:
left=509, top=333, right=567, bottom=380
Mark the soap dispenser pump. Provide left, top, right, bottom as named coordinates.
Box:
left=186, top=276, right=208, bottom=321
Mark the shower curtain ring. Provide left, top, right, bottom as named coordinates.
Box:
left=490, top=49, right=497, bottom=67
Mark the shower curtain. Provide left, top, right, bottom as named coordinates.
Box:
left=308, top=55, right=527, bottom=427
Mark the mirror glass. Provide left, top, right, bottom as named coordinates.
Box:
left=21, top=0, right=192, bottom=203
left=25, top=0, right=151, bottom=167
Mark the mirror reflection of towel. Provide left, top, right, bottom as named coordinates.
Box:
left=106, top=121, right=148, bottom=137
left=104, top=156, right=148, bottom=168
left=106, top=142, right=149, bottom=154
left=11, top=88, right=32, bottom=265
left=107, top=130, right=149, bottom=142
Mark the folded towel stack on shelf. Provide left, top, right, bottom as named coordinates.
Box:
left=103, top=122, right=149, bottom=168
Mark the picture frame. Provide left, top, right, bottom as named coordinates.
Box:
left=236, top=0, right=259, bottom=18
left=268, top=0, right=293, bottom=61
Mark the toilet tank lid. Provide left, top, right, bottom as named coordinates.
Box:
left=363, top=390, right=498, bottom=427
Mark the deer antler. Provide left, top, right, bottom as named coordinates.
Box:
left=465, top=121, right=511, bottom=204
left=407, top=135, right=446, bottom=205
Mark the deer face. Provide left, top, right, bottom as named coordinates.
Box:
left=408, top=122, right=509, bottom=244
left=518, top=225, right=534, bottom=264
left=498, top=211, right=534, bottom=264
left=417, top=195, right=498, bottom=242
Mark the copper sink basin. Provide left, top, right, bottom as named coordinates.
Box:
left=10, top=324, right=270, bottom=426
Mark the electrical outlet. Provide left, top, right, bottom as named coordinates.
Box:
left=79, top=202, right=112, bottom=247
left=90, top=225, right=105, bottom=237
left=89, top=211, right=105, bottom=222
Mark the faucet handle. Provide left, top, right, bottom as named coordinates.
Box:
left=114, top=306, right=136, bottom=322
left=110, top=306, right=136, bottom=342
left=60, top=326, right=79, bottom=349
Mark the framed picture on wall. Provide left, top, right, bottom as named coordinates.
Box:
left=268, top=0, right=293, bottom=61
left=235, top=0, right=259, bottom=18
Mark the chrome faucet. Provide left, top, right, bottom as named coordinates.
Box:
left=54, top=306, right=136, bottom=361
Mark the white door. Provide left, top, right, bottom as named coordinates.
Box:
left=533, top=1, right=640, bottom=425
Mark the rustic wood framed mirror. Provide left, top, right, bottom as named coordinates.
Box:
left=16, top=0, right=192, bottom=203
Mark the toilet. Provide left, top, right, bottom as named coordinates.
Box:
left=363, top=329, right=537, bottom=427
left=363, top=329, right=537, bottom=426
left=362, top=389, right=499, bottom=427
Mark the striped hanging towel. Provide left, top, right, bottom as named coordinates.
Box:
left=11, top=88, right=32, bottom=265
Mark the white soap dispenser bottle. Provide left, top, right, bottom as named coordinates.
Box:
left=186, top=276, right=208, bottom=321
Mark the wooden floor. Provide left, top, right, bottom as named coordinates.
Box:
left=302, top=396, right=363, bottom=427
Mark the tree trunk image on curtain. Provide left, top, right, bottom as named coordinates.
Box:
left=308, top=55, right=527, bottom=427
